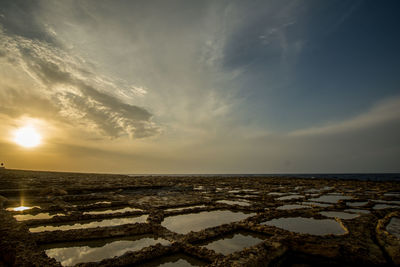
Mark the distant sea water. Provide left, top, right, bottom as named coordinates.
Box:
left=128, top=173, right=400, bottom=181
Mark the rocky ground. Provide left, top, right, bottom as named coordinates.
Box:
left=0, top=169, right=399, bottom=266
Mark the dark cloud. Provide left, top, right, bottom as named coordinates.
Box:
left=0, top=0, right=55, bottom=43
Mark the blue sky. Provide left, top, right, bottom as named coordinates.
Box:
left=0, top=0, right=399, bottom=173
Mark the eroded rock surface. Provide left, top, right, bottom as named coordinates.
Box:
left=0, top=169, right=399, bottom=266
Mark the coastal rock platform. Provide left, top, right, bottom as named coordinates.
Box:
left=1, top=169, right=399, bottom=266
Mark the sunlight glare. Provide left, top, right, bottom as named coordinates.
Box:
left=14, top=126, right=42, bottom=148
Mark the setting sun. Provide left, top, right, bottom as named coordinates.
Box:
left=13, top=126, right=42, bottom=148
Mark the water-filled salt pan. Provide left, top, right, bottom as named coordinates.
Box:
left=262, top=217, right=347, bottom=235
left=162, top=211, right=255, bottom=234
left=29, top=215, right=148, bottom=232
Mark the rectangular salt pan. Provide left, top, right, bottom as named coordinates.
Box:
left=83, top=207, right=142, bottom=215
left=262, top=217, right=347, bottom=235
left=44, top=236, right=170, bottom=266
left=309, top=195, right=352, bottom=204
left=139, top=253, right=207, bottom=266
left=14, top=213, right=64, bottom=221
left=386, top=217, right=400, bottom=238
left=216, top=200, right=251, bottom=206
left=29, top=215, right=148, bottom=232
left=162, top=211, right=255, bottom=234
left=165, top=205, right=206, bottom=212
left=200, top=233, right=264, bottom=255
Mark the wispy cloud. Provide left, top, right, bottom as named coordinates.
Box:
left=289, top=96, right=400, bottom=136
left=0, top=26, right=159, bottom=139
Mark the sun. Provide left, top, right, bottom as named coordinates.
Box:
left=14, top=126, right=42, bottom=148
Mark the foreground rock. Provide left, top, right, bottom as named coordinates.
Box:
left=0, top=169, right=399, bottom=266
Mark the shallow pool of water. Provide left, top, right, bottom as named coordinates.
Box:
left=386, top=217, right=400, bottom=238
left=216, top=200, right=251, bottom=206
left=347, top=201, right=368, bottom=207
left=43, top=235, right=170, bottom=266
left=14, top=213, right=64, bottom=221
left=374, top=200, right=400, bottom=205
left=344, top=209, right=370, bottom=214
left=166, top=205, right=207, bottom=212
left=276, top=195, right=304, bottom=201
left=29, top=215, right=148, bottom=232
left=139, top=253, right=207, bottom=267
left=373, top=204, right=400, bottom=210
left=384, top=192, right=400, bottom=197
left=199, top=233, right=264, bottom=255
left=267, top=192, right=286, bottom=196
left=302, top=202, right=332, bottom=208
left=276, top=204, right=311, bottom=210
left=162, top=211, right=255, bottom=234
left=83, top=207, right=142, bottom=215
left=94, top=201, right=112, bottom=205
left=309, top=195, right=352, bottom=204
left=6, top=206, right=40, bottom=212
left=262, top=217, right=347, bottom=235
left=320, top=211, right=359, bottom=219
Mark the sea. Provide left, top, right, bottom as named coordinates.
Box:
left=128, top=173, right=400, bottom=181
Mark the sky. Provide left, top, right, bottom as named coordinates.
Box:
left=0, top=0, right=399, bottom=174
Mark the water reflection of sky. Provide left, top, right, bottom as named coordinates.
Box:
left=309, top=195, right=352, bottom=203
left=162, top=211, right=255, bottom=234
left=216, top=200, right=251, bottom=206
left=29, top=215, right=148, bottom=232
left=14, top=213, right=64, bottom=221
left=262, top=217, right=347, bottom=235
left=83, top=207, right=142, bottom=215
left=386, top=217, right=400, bottom=238
left=45, top=237, right=170, bottom=266
left=200, top=233, right=264, bottom=255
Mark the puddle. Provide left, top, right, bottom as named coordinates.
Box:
left=262, top=217, right=347, bottom=235
left=83, top=207, right=142, bottom=215
left=320, top=211, right=359, bottom=220
left=166, top=205, right=206, bottom=212
left=309, top=194, right=352, bottom=204
left=216, top=200, right=251, bottom=206
left=14, top=213, right=64, bottom=221
left=302, top=202, right=332, bottom=208
left=374, top=200, right=400, bottom=205
left=139, top=253, right=207, bottom=267
left=373, top=204, right=400, bottom=210
left=162, top=211, right=255, bottom=234
left=29, top=215, right=148, bottom=233
left=384, top=192, right=400, bottom=197
left=276, top=195, right=304, bottom=201
left=305, top=187, right=332, bottom=193
left=6, top=206, right=40, bottom=212
left=237, top=194, right=258, bottom=198
left=267, top=192, right=286, bottom=196
left=344, top=209, right=370, bottom=214
left=386, top=217, right=400, bottom=238
left=347, top=201, right=368, bottom=207
left=94, top=201, right=112, bottom=205
left=305, top=189, right=321, bottom=193
left=43, top=235, right=170, bottom=266
left=199, top=232, right=265, bottom=255
left=276, top=204, right=311, bottom=210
